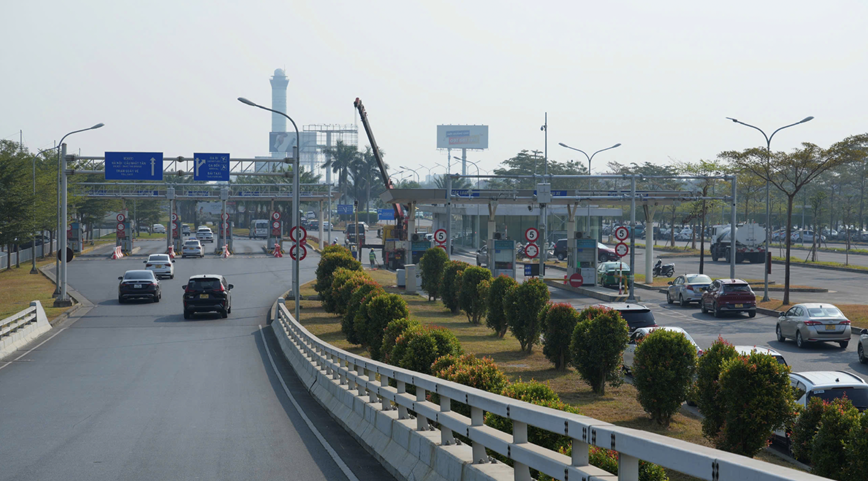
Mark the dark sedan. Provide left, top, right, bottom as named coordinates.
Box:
left=118, top=270, right=161, bottom=303
left=183, top=274, right=233, bottom=319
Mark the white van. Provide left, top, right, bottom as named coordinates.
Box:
left=251, top=219, right=270, bottom=239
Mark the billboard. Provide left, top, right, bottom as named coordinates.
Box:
left=436, top=125, right=488, bottom=149
left=269, top=131, right=318, bottom=154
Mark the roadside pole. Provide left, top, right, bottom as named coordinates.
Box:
left=627, top=175, right=636, bottom=302
left=445, top=175, right=452, bottom=259
left=53, top=144, right=63, bottom=297
left=730, top=174, right=737, bottom=279
left=166, top=187, right=174, bottom=254
left=292, top=146, right=300, bottom=321
left=55, top=145, right=72, bottom=307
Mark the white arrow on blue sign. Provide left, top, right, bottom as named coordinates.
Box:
left=337, top=204, right=354, bottom=215
left=105, top=152, right=164, bottom=180
left=377, top=208, right=395, bottom=221
left=193, top=153, right=230, bottom=181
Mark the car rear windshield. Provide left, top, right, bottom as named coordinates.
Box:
left=724, top=284, right=751, bottom=293
left=188, top=278, right=222, bottom=290
left=807, top=307, right=844, bottom=318
left=810, top=387, right=868, bottom=410
left=686, top=275, right=711, bottom=284
left=125, top=271, right=155, bottom=280
left=185, top=241, right=200, bottom=246
left=150, top=256, right=170, bottom=262
left=619, top=310, right=655, bottom=329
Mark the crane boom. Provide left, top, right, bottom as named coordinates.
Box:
left=354, top=98, right=405, bottom=221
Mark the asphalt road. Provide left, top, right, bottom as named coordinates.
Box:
left=0, top=253, right=393, bottom=481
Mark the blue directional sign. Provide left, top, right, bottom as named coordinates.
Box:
left=337, top=204, right=354, bottom=215
left=378, top=208, right=395, bottom=221
left=193, top=153, right=230, bottom=181
left=239, top=191, right=260, bottom=197
left=105, top=152, right=163, bottom=180
left=186, top=191, right=211, bottom=197
left=534, top=189, right=568, bottom=197
left=451, top=189, right=479, bottom=198
left=135, top=190, right=160, bottom=196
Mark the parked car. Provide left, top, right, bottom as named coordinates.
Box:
left=152, top=224, right=166, bottom=234
left=143, top=254, right=175, bottom=279
left=666, top=274, right=712, bottom=306
left=552, top=240, right=618, bottom=262
left=774, top=371, right=868, bottom=444
left=776, top=303, right=851, bottom=349
left=700, top=278, right=757, bottom=318
left=196, top=226, right=213, bottom=243
left=592, top=302, right=657, bottom=333
left=623, top=326, right=701, bottom=373
left=182, top=274, right=233, bottom=319
left=792, top=230, right=826, bottom=243
left=182, top=239, right=204, bottom=258
left=118, top=270, right=161, bottom=303
left=733, top=346, right=787, bottom=366
left=597, top=261, right=630, bottom=287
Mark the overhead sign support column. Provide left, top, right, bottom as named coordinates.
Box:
left=628, top=175, right=637, bottom=302
left=166, top=187, right=175, bottom=254
left=445, top=175, right=452, bottom=259
left=566, top=204, right=576, bottom=277
left=55, top=145, right=72, bottom=307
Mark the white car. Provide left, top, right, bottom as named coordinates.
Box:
left=733, top=346, right=787, bottom=366
left=196, top=227, right=213, bottom=243
left=775, top=371, right=868, bottom=442
left=182, top=239, right=204, bottom=258
left=622, top=326, right=702, bottom=373
left=666, top=274, right=712, bottom=306
left=144, top=254, right=175, bottom=279
left=152, top=224, right=166, bottom=234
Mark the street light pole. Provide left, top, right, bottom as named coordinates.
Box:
left=400, top=166, right=420, bottom=183
left=558, top=142, right=622, bottom=239
left=725, top=116, right=813, bottom=302
left=239, top=97, right=301, bottom=321
left=540, top=113, right=548, bottom=276
left=454, top=156, right=483, bottom=250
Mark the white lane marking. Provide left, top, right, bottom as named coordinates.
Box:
left=258, top=325, right=359, bottom=481
left=0, top=327, right=67, bottom=371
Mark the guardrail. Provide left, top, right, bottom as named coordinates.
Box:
left=1, top=301, right=51, bottom=358
left=273, top=300, right=828, bottom=481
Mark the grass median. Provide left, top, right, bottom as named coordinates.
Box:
left=0, top=258, right=73, bottom=322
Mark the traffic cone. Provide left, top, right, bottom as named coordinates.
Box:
left=167, top=246, right=175, bottom=259
left=221, top=244, right=231, bottom=258
left=273, top=244, right=283, bottom=258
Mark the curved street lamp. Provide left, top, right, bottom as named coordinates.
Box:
left=400, top=165, right=420, bottom=183
left=725, top=116, right=813, bottom=301
left=558, top=142, right=622, bottom=245
left=238, top=97, right=302, bottom=320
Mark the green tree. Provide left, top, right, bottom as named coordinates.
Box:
left=0, top=141, right=35, bottom=262
left=569, top=308, right=628, bottom=395
left=486, top=275, right=517, bottom=338
left=633, top=329, right=697, bottom=426
left=323, top=140, right=359, bottom=203
left=695, top=338, right=739, bottom=440
left=541, top=303, right=579, bottom=370
left=458, top=266, right=491, bottom=324
left=504, top=278, right=550, bottom=352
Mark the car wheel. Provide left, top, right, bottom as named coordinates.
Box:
left=839, top=341, right=849, bottom=349
left=713, top=302, right=721, bottom=318
left=557, top=253, right=565, bottom=261
left=183, top=310, right=190, bottom=319
left=700, top=301, right=707, bottom=314
left=859, top=343, right=867, bottom=364
left=679, top=294, right=687, bottom=307
left=170, top=275, right=174, bottom=279
left=220, top=309, right=228, bottom=319
left=776, top=325, right=785, bottom=342
left=118, top=297, right=125, bottom=304
left=796, top=331, right=805, bottom=348
left=748, top=311, right=756, bottom=318
left=154, top=293, right=160, bottom=303
left=228, top=305, right=232, bottom=314
left=667, top=291, right=673, bottom=304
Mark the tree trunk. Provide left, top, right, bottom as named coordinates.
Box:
left=49, top=230, right=54, bottom=256
left=670, top=207, right=676, bottom=247
left=559, top=352, right=565, bottom=371
left=15, top=243, right=20, bottom=268
left=783, top=196, right=795, bottom=305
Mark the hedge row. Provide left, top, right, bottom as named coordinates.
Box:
left=789, top=396, right=868, bottom=480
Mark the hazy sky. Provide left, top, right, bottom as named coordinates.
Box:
left=3, top=1, right=866, bottom=180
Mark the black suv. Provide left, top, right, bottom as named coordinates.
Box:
left=182, top=275, right=233, bottom=319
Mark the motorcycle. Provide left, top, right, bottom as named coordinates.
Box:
left=653, top=259, right=675, bottom=278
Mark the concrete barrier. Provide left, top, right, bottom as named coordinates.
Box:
left=0, top=301, right=51, bottom=358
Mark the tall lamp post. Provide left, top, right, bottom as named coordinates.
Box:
left=725, top=116, right=813, bottom=302
left=400, top=166, right=420, bottom=183
left=558, top=142, right=622, bottom=238
left=453, top=156, right=484, bottom=250
left=54, top=123, right=105, bottom=305
left=239, top=97, right=301, bottom=320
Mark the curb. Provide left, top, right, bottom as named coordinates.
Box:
left=544, top=279, right=640, bottom=302
left=771, top=259, right=868, bottom=275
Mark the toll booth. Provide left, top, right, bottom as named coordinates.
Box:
left=489, top=239, right=516, bottom=279
left=69, top=222, right=83, bottom=253
left=409, top=235, right=432, bottom=264
left=573, top=236, right=598, bottom=286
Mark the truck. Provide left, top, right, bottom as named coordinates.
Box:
left=710, top=223, right=766, bottom=263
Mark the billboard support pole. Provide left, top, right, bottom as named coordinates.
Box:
left=446, top=174, right=452, bottom=260
left=461, top=148, right=467, bottom=176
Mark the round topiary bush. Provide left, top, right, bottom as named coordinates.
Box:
left=501, top=380, right=559, bottom=404
left=569, top=307, right=628, bottom=395
left=790, top=397, right=825, bottom=463
left=390, top=325, right=462, bottom=374
left=322, top=244, right=352, bottom=257
left=419, top=247, right=449, bottom=300
left=716, top=352, right=795, bottom=457
left=486, top=275, right=517, bottom=338
left=458, top=266, right=492, bottom=324
left=504, top=278, right=550, bottom=352
left=341, top=280, right=384, bottom=345
left=632, top=328, right=698, bottom=426
left=353, top=293, right=409, bottom=360
left=315, top=251, right=361, bottom=295
left=324, top=268, right=367, bottom=313
left=843, top=406, right=868, bottom=480
left=434, top=354, right=508, bottom=416
left=696, top=337, right=739, bottom=440
left=541, top=303, right=580, bottom=370
left=382, top=318, right=421, bottom=364
left=440, top=260, right=470, bottom=313
left=811, top=397, right=860, bottom=480
left=331, top=272, right=372, bottom=316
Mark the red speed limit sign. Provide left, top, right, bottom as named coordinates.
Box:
left=524, top=227, right=539, bottom=243
left=272, top=212, right=281, bottom=221
left=614, top=226, right=629, bottom=241
left=116, top=213, right=126, bottom=222
left=434, top=229, right=448, bottom=244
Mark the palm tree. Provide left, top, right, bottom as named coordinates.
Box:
left=322, top=141, right=359, bottom=203
left=434, top=174, right=471, bottom=190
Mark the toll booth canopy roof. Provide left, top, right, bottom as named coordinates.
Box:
left=381, top=188, right=707, bottom=206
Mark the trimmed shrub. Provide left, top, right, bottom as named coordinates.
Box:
left=440, top=260, right=470, bottom=313
left=390, top=326, right=462, bottom=375
left=315, top=252, right=361, bottom=295
left=569, top=307, right=629, bottom=395
left=501, top=380, right=559, bottom=404
left=843, top=410, right=868, bottom=481
left=486, top=275, right=518, bottom=337
left=434, top=354, right=508, bottom=416
left=382, top=318, right=421, bottom=364
left=696, top=337, right=739, bottom=440
left=715, top=352, right=795, bottom=457
left=353, top=293, right=409, bottom=360
left=419, top=247, right=449, bottom=300
left=322, top=244, right=352, bottom=256
left=812, top=398, right=860, bottom=479
left=504, top=278, right=550, bottom=352
left=323, top=268, right=366, bottom=313
left=542, top=303, right=580, bottom=369
left=790, top=397, right=825, bottom=463
left=633, top=328, right=697, bottom=426
left=341, top=280, right=385, bottom=345
left=458, top=266, right=492, bottom=324
left=331, top=272, right=372, bottom=316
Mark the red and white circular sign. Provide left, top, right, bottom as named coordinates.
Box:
left=272, top=212, right=281, bottom=221
left=569, top=273, right=584, bottom=288
left=290, top=226, right=307, bottom=242
left=614, top=226, right=629, bottom=241
left=171, top=213, right=178, bottom=222
left=272, top=221, right=280, bottom=229
left=222, top=222, right=229, bottom=230
left=116, top=213, right=126, bottom=222
left=290, top=244, right=307, bottom=261
left=221, top=213, right=230, bottom=221
left=434, top=229, right=448, bottom=244
left=615, top=242, right=629, bottom=257
left=117, top=223, right=125, bottom=231
left=525, top=227, right=540, bottom=243
left=524, top=243, right=540, bottom=258
left=436, top=244, right=447, bottom=251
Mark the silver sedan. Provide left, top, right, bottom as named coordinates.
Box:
left=666, top=274, right=712, bottom=307
left=775, top=303, right=852, bottom=349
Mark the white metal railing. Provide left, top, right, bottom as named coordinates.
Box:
left=0, top=306, right=38, bottom=338
left=275, top=302, right=828, bottom=481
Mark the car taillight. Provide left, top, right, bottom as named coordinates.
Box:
left=840, top=320, right=851, bottom=325
left=686, top=286, right=694, bottom=291
left=146, top=264, right=152, bottom=267
left=804, top=320, right=822, bottom=326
